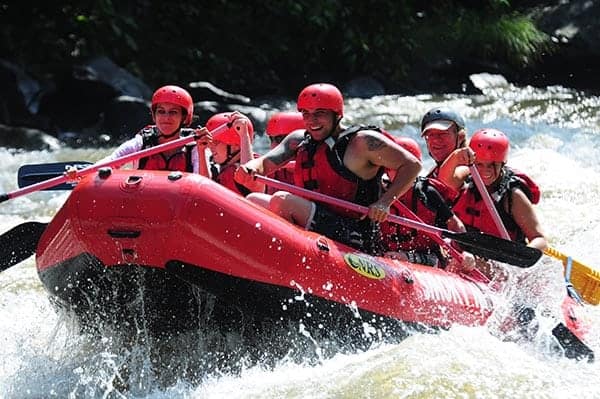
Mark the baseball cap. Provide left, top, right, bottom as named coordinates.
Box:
left=421, top=120, right=454, bottom=136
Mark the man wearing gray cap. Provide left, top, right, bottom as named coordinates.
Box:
left=420, top=107, right=474, bottom=201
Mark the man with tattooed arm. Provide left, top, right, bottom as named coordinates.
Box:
left=235, top=83, right=421, bottom=254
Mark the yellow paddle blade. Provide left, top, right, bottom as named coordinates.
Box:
left=545, top=246, right=600, bottom=305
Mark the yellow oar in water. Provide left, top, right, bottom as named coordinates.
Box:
left=544, top=247, right=600, bottom=305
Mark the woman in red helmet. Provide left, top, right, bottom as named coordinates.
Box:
left=453, top=128, right=546, bottom=251
left=99, top=85, right=211, bottom=172
left=199, top=111, right=255, bottom=195
left=235, top=83, right=421, bottom=254
left=381, top=137, right=475, bottom=273
left=454, top=129, right=559, bottom=344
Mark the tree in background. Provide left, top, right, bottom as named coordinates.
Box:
left=0, top=0, right=550, bottom=96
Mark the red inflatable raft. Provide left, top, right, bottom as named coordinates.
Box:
left=35, top=168, right=593, bottom=360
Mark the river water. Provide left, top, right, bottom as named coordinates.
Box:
left=1, top=80, right=600, bottom=398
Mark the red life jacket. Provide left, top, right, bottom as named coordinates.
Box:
left=381, top=177, right=453, bottom=252
left=293, top=126, right=383, bottom=217
left=453, top=167, right=541, bottom=243
left=138, top=126, right=195, bottom=172
left=211, top=152, right=260, bottom=196
left=213, top=163, right=251, bottom=196
left=267, top=161, right=296, bottom=194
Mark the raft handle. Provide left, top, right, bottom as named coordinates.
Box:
left=168, top=172, right=183, bottom=181
left=316, top=236, right=329, bottom=252
left=125, top=175, right=143, bottom=186
left=108, top=229, right=141, bottom=238
left=98, top=167, right=112, bottom=179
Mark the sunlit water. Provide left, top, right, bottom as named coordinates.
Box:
left=2, top=81, right=600, bottom=398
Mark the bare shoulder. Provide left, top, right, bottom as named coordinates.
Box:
left=509, top=187, right=538, bottom=218
left=352, top=129, right=390, bottom=151
left=511, top=187, right=534, bottom=206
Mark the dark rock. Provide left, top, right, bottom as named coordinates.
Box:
left=469, top=73, right=510, bottom=92
left=532, top=1, right=600, bottom=56
left=99, top=95, right=152, bottom=144
left=398, top=58, right=486, bottom=95
left=0, top=59, right=51, bottom=130
left=194, top=101, right=227, bottom=126
left=74, top=56, right=153, bottom=100
left=223, top=104, right=269, bottom=135
left=186, top=81, right=271, bottom=131
left=188, top=81, right=251, bottom=104
left=521, top=0, right=600, bottom=92
left=343, top=77, right=386, bottom=98
left=37, top=76, right=116, bottom=133
left=38, top=56, right=153, bottom=133
left=0, top=124, right=61, bottom=151
left=57, top=130, right=112, bottom=148
left=393, top=1, right=600, bottom=95
left=192, top=101, right=269, bottom=135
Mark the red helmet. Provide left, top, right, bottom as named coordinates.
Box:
left=297, top=83, right=344, bottom=116
left=151, top=85, right=194, bottom=125
left=469, top=128, right=509, bottom=162
left=393, top=136, right=422, bottom=161
left=206, top=112, right=254, bottom=146
left=266, top=111, right=305, bottom=137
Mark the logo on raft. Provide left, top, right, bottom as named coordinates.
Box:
left=344, top=253, right=386, bottom=280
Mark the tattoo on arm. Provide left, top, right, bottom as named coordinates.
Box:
left=267, top=134, right=302, bottom=166
left=364, top=135, right=385, bottom=151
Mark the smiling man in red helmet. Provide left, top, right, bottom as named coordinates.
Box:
left=235, top=83, right=421, bottom=254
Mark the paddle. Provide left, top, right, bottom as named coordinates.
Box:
left=470, top=165, right=600, bottom=305
left=544, top=246, right=600, bottom=305
left=469, top=165, right=510, bottom=239
left=0, top=123, right=228, bottom=203
left=253, top=175, right=542, bottom=267
left=18, top=162, right=93, bottom=190
left=0, top=123, right=229, bottom=271
left=0, top=222, right=48, bottom=271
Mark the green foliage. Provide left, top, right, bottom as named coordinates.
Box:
left=0, top=0, right=552, bottom=95
left=494, top=16, right=551, bottom=64
left=396, top=1, right=552, bottom=71
left=446, top=10, right=551, bottom=66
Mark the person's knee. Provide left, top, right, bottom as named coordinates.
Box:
left=269, top=191, right=293, bottom=213
left=246, top=192, right=261, bottom=201
left=246, top=192, right=271, bottom=208
left=270, top=191, right=314, bottom=227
